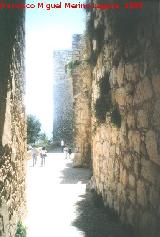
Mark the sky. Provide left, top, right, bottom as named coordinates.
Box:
left=25, top=0, right=86, bottom=137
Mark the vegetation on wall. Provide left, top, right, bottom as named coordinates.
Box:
left=66, top=60, right=81, bottom=75
left=94, top=73, right=121, bottom=127
left=15, top=221, right=27, bottom=237
left=67, top=60, right=81, bottom=70
left=94, top=73, right=111, bottom=122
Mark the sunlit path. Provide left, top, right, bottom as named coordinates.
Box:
left=25, top=153, right=134, bottom=237
left=25, top=153, right=89, bottom=237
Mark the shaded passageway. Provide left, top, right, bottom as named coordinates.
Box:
left=26, top=153, right=134, bottom=237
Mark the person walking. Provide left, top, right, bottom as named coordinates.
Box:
left=61, top=140, right=64, bottom=152
left=63, top=146, right=68, bottom=159
left=68, top=148, right=72, bottom=159
left=40, top=147, right=47, bottom=166
left=32, top=146, right=37, bottom=167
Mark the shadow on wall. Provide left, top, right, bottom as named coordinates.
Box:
left=0, top=9, right=23, bottom=146
left=72, top=191, right=135, bottom=237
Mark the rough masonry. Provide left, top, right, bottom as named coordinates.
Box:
left=70, top=35, right=92, bottom=167
left=72, top=1, right=160, bottom=236
left=53, top=49, right=73, bottom=144
left=0, top=3, right=26, bottom=237
left=53, top=34, right=86, bottom=147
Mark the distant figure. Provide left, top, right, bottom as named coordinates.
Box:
left=63, top=146, right=68, bottom=159
left=40, top=147, right=47, bottom=166
left=61, top=140, right=64, bottom=152
left=68, top=148, right=72, bottom=159
left=32, top=146, right=37, bottom=167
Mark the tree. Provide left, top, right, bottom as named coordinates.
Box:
left=37, top=132, right=52, bottom=147
left=27, top=114, right=41, bottom=144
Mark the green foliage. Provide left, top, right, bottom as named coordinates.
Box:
left=67, top=60, right=81, bottom=71
left=37, top=132, right=52, bottom=148
left=27, top=114, right=41, bottom=144
left=15, top=221, right=27, bottom=237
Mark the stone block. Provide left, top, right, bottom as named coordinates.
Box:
left=114, top=63, right=124, bottom=87
left=128, top=130, right=141, bottom=153
left=128, top=190, right=136, bottom=205
left=72, top=153, right=83, bottom=167
left=111, top=127, right=118, bottom=143
left=120, top=167, right=128, bottom=186
left=137, top=180, right=147, bottom=207
left=152, top=100, right=160, bottom=129
left=140, top=142, right=148, bottom=157
left=137, top=110, right=148, bottom=129
left=109, top=145, right=116, bottom=158
left=123, top=154, right=132, bottom=169
left=128, top=174, right=136, bottom=188
left=127, top=113, right=135, bottom=128
left=141, top=159, right=156, bottom=184
left=149, top=186, right=159, bottom=209
left=116, top=146, right=120, bottom=155
left=151, top=74, right=160, bottom=96
left=102, top=142, right=109, bottom=159
left=125, top=95, right=133, bottom=107
left=115, top=88, right=126, bottom=106
left=117, top=182, right=123, bottom=197
left=120, top=120, right=127, bottom=136
left=125, top=63, right=139, bottom=82
left=109, top=67, right=117, bottom=88
left=145, top=130, right=160, bottom=166
left=134, top=77, right=153, bottom=105
left=125, top=82, right=134, bottom=95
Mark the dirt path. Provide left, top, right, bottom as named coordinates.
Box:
left=25, top=153, right=134, bottom=237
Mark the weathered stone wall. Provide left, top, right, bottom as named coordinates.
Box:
left=53, top=34, right=91, bottom=151
left=0, top=4, right=26, bottom=237
left=87, top=1, right=160, bottom=236
left=53, top=50, right=73, bottom=144
left=69, top=35, right=92, bottom=167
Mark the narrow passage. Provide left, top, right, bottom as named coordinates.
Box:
left=25, top=153, right=134, bottom=237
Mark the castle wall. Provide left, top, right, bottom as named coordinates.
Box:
left=53, top=50, right=73, bottom=144
left=0, top=3, right=26, bottom=236
left=72, top=2, right=160, bottom=236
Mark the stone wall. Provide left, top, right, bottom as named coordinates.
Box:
left=0, top=4, right=26, bottom=237
left=88, top=2, right=160, bottom=236
left=53, top=34, right=89, bottom=149
left=69, top=35, right=92, bottom=167
left=53, top=50, right=73, bottom=144
left=72, top=1, right=160, bottom=236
